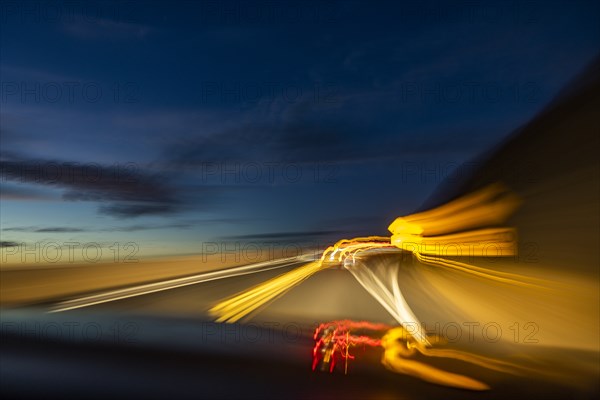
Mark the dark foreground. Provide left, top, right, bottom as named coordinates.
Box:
left=1, top=311, right=598, bottom=400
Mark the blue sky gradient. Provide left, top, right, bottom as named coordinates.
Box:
left=1, top=0, right=599, bottom=257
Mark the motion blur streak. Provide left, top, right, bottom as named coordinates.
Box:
left=413, top=253, right=543, bottom=288
left=210, top=239, right=393, bottom=324
left=313, top=321, right=525, bottom=390
left=49, top=256, right=310, bottom=313
left=312, top=320, right=387, bottom=373
left=211, top=183, right=523, bottom=332
left=388, top=183, right=520, bottom=237
left=393, top=227, right=517, bottom=256
left=345, top=260, right=430, bottom=345
left=210, top=260, right=324, bottom=323
left=381, top=327, right=490, bottom=391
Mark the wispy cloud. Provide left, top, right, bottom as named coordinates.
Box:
left=166, top=96, right=494, bottom=168
left=2, top=223, right=195, bottom=233
left=62, top=17, right=152, bottom=40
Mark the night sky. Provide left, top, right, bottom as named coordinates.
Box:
left=1, top=0, right=599, bottom=258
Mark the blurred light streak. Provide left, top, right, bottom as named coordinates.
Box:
left=312, top=320, right=388, bottom=373
left=313, top=321, right=524, bottom=390
left=48, top=255, right=311, bottom=313
left=210, top=260, right=324, bottom=323
left=209, top=238, right=395, bottom=323
left=380, top=327, right=491, bottom=390
left=211, top=184, right=528, bottom=339
left=344, top=260, right=430, bottom=344
left=413, top=253, right=543, bottom=287
left=388, top=183, right=520, bottom=237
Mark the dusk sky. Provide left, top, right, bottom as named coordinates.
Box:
left=1, top=0, right=599, bottom=258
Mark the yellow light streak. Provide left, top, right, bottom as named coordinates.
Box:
left=209, top=238, right=393, bottom=323
left=210, top=260, right=324, bottom=323
left=391, top=227, right=517, bottom=256
left=388, top=183, right=521, bottom=237
left=414, top=252, right=545, bottom=288
left=210, top=184, right=528, bottom=329
left=380, top=326, right=525, bottom=390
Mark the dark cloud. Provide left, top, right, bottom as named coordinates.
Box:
left=97, top=203, right=178, bottom=218
left=0, top=241, right=20, bottom=248
left=3, top=226, right=87, bottom=233
left=36, top=227, right=86, bottom=233
left=107, top=223, right=193, bottom=232
left=0, top=183, right=55, bottom=201
left=2, top=223, right=193, bottom=233
left=224, top=230, right=342, bottom=241
left=0, top=155, right=179, bottom=218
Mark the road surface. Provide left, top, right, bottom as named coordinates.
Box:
left=2, top=256, right=597, bottom=399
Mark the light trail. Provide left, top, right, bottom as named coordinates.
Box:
left=312, top=320, right=389, bottom=373
left=413, top=252, right=545, bottom=287
left=210, top=183, right=531, bottom=337
left=380, top=326, right=490, bottom=390
left=387, top=182, right=521, bottom=237
left=209, top=238, right=395, bottom=324
left=380, top=325, right=529, bottom=390
left=313, top=320, right=525, bottom=390
left=392, top=227, right=517, bottom=256
left=48, top=255, right=313, bottom=313
left=344, top=259, right=430, bottom=345
left=210, top=260, right=324, bottom=323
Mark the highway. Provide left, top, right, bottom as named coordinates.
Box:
left=46, top=255, right=396, bottom=326
left=2, top=255, right=597, bottom=399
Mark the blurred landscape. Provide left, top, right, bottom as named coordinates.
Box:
left=1, top=1, right=599, bottom=399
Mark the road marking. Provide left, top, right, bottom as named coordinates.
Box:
left=48, top=254, right=315, bottom=313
